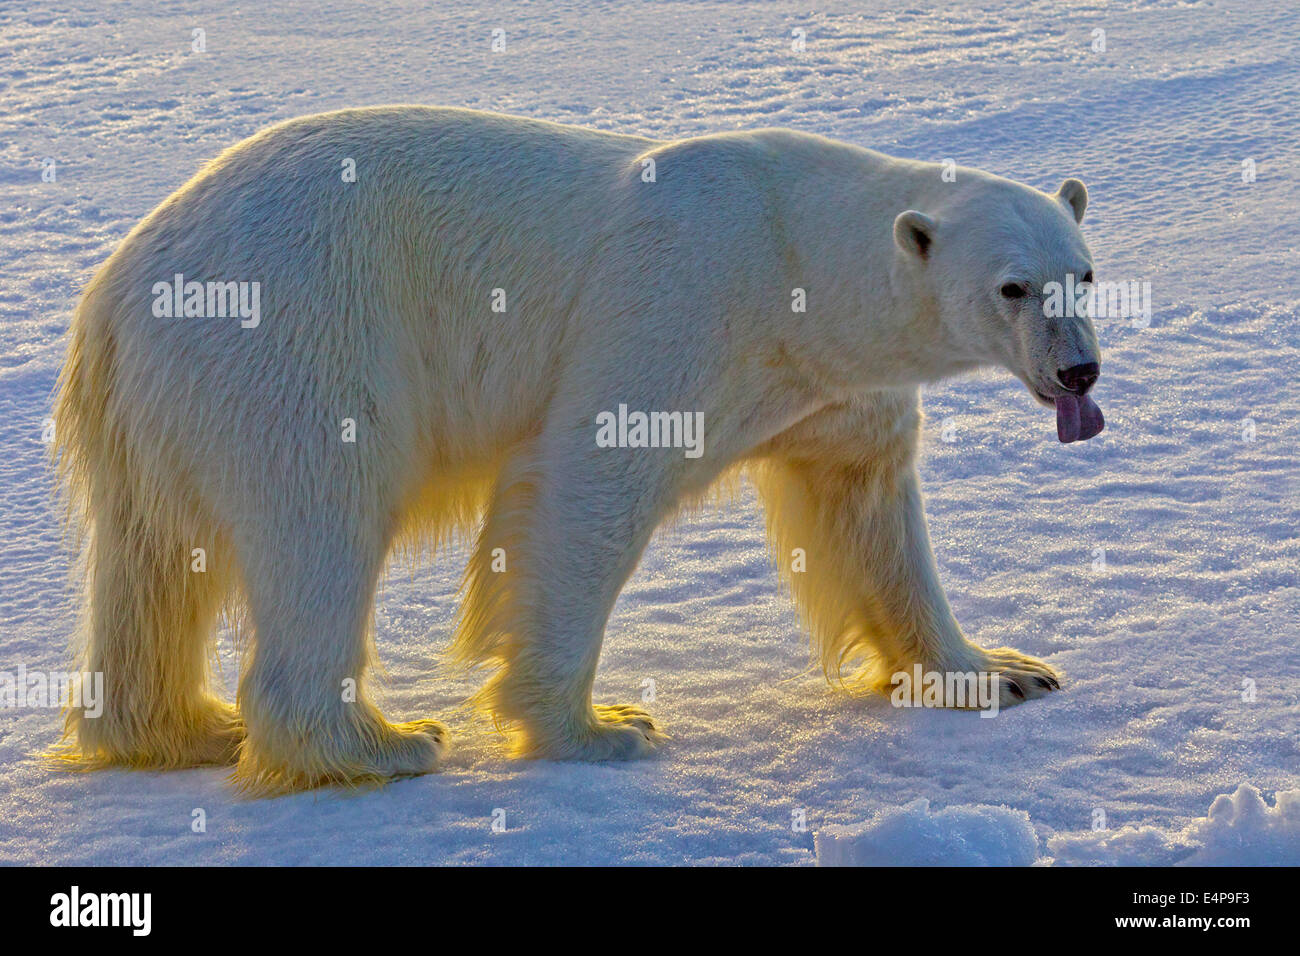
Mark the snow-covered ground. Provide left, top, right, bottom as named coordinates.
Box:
left=1, top=0, right=1296, bottom=865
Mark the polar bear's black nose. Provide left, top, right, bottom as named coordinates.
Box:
left=1058, top=362, right=1099, bottom=395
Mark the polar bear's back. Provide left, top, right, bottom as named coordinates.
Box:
left=107, top=105, right=658, bottom=337
left=67, top=109, right=669, bottom=495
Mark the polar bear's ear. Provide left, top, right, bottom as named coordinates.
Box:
left=1056, top=178, right=1088, bottom=223
left=894, top=210, right=936, bottom=261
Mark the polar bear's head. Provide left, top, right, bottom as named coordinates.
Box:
left=893, top=176, right=1104, bottom=443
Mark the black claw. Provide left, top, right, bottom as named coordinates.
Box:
left=1005, top=678, right=1025, bottom=700
left=1036, top=676, right=1058, bottom=691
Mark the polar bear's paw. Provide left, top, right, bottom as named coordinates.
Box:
left=525, top=704, right=666, bottom=761
left=892, top=646, right=1061, bottom=711
left=979, top=647, right=1062, bottom=707
left=582, top=704, right=667, bottom=760
left=234, top=716, right=449, bottom=795
left=182, top=698, right=246, bottom=766
left=54, top=695, right=245, bottom=770
left=375, top=719, right=451, bottom=777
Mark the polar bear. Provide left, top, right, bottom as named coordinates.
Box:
left=52, top=107, right=1103, bottom=792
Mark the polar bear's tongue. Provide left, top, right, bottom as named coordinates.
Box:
left=1055, top=394, right=1105, bottom=443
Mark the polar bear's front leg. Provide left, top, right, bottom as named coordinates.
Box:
left=453, top=430, right=672, bottom=760
left=754, top=395, right=1061, bottom=709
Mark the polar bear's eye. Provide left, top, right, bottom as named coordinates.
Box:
left=999, top=282, right=1027, bottom=299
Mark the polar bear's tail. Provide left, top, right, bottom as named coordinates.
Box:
left=49, top=275, right=241, bottom=770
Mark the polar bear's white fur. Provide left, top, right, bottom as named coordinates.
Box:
left=52, top=107, right=1101, bottom=792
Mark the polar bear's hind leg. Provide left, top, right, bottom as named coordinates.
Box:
left=233, top=506, right=448, bottom=794
left=52, top=314, right=244, bottom=770
left=61, top=503, right=244, bottom=769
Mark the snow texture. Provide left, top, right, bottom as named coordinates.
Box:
left=1047, top=784, right=1300, bottom=867
left=0, top=0, right=1296, bottom=865
left=816, top=799, right=1040, bottom=866
left=817, top=785, right=1300, bottom=866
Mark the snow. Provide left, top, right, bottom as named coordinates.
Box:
left=817, top=785, right=1300, bottom=867
left=816, top=798, right=1040, bottom=866
left=1, top=0, right=1297, bottom=865
left=1046, top=784, right=1300, bottom=867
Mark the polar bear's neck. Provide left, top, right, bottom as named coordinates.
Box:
left=751, top=138, right=977, bottom=395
